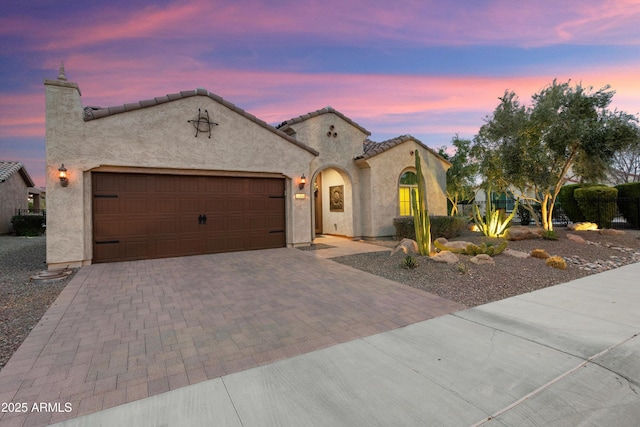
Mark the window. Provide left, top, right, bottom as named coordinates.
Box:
left=399, top=171, right=418, bottom=216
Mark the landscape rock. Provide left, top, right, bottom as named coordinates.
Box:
left=431, top=250, right=459, bottom=264
left=442, top=240, right=474, bottom=250
left=599, top=229, right=625, bottom=236
left=568, top=222, right=598, bottom=231
left=470, top=254, right=495, bottom=265
left=566, top=233, right=586, bottom=244
left=503, top=248, right=530, bottom=258
left=391, top=238, right=419, bottom=255
left=505, top=226, right=544, bottom=241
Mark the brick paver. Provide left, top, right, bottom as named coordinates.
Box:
left=0, top=246, right=465, bottom=426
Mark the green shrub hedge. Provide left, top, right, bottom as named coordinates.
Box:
left=393, top=216, right=467, bottom=240
left=615, top=182, right=640, bottom=227
left=573, top=186, right=618, bottom=228
left=557, top=184, right=586, bottom=223
left=11, top=215, right=46, bottom=236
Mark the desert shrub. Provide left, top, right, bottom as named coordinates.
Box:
left=574, top=186, right=618, bottom=228
left=545, top=256, right=567, bottom=270
left=393, top=216, right=467, bottom=240
left=530, top=249, right=550, bottom=259
left=393, top=217, right=415, bottom=240
left=11, top=215, right=46, bottom=236
left=430, top=216, right=468, bottom=239
left=557, top=184, right=586, bottom=223
left=615, top=182, right=640, bottom=228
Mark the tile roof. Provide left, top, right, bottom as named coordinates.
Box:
left=357, top=135, right=451, bottom=166
left=0, top=161, right=35, bottom=186
left=82, top=88, right=319, bottom=156
left=276, top=106, right=371, bottom=136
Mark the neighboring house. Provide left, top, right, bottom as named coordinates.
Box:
left=44, top=66, right=450, bottom=267
left=0, top=161, right=36, bottom=234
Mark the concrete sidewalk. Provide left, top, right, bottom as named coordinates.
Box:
left=47, top=261, right=640, bottom=427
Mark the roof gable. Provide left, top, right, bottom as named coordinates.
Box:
left=0, top=161, right=35, bottom=186
left=276, top=106, right=371, bottom=136
left=82, top=88, right=319, bottom=156
left=357, top=135, right=451, bottom=166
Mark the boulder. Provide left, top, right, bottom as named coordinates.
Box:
left=503, top=249, right=530, bottom=259
left=504, top=226, right=544, bottom=241
left=566, top=233, right=586, bottom=244
left=568, top=222, right=598, bottom=231
left=599, top=229, right=625, bottom=236
left=431, top=251, right=459, bottom=264
left=391, top=238, right=419, bottom=255
left=443, top=240, right=474, bottom=250
left=470, top=254, right=495, bottom=265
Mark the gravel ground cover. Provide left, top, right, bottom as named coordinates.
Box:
left=332, top=228, right=640, bottom=308
left=0, top=235, right=75, bottom=370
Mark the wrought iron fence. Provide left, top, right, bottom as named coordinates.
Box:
left=16, top=209, right=46, bottom=216
left=458, top=197, right=640, bottom=229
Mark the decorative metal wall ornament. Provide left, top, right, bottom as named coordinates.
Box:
left=187, top=109, right=218, bottom=138
left=329, top=185, right=344, bottom=212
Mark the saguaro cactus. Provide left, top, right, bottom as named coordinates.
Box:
left=411, top=151, right=432, bottom=256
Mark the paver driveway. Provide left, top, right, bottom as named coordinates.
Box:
left=0, top=247, right=465, bottom=427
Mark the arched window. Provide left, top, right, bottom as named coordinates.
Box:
left=398, top=171, right=418, bottom=216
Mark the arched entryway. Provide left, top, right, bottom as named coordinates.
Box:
left=312, top=167, right=353, bottom=237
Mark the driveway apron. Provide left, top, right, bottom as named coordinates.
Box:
left=0, top=247, right=464, bottom=426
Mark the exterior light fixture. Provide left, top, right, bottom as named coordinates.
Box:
left=58, top=164, right=68, bottom=187
left=299, top=175, right=307, bottom=190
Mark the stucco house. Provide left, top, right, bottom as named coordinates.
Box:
left=45, top=66, right=450, bottom=267
left=0, top=161, right=36, bottom=234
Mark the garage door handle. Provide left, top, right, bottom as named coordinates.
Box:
left=198, top=214, right=207, bottom=225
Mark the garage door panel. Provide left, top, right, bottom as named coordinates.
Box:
left=122, top=199, right=148, bottom=214
left=225, top=179, right=245, bottom=193
left=153, top=175, right=180, bottom=192
left=153, top=198, right=180, bottom=213
left=93, top=173, right=285, bottom=263
left=94, top=198, right=120, bottom=215
left=94, top=220, right=122, bottom=240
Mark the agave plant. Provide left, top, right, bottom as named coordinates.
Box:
left=473, top=188, right=519, bottom=238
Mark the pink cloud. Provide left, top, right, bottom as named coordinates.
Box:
left=7, top=0, right=640, bottom=57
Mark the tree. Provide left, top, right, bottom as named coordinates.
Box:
left=608, top=127, right=640, bottom=184
left=438, top=136, right=478, bottom=215
left=473, top=80, right=638, bottom=231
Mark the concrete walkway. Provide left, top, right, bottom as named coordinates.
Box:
left=1, top=237, right=639, bottom=426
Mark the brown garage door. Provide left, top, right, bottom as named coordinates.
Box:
left=92, top=173, right=285, bottom=263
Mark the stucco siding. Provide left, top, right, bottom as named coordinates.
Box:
left=363, top=142, right=449, bottom=237
left=45, top=81, right=315, bottom=267
left=0, top=174, right=29, bottom=234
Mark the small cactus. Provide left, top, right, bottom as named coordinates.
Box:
left=531, top=249, right=550, bottom=259
left=545, top=256, right=567, bottom=270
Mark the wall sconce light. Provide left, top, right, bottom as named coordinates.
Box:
left=58, top=164, right=68, bottom=187
left=299, top=174, right=307, bottom=190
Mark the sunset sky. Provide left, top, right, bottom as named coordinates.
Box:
left=2, top=0, right=640, bottom=186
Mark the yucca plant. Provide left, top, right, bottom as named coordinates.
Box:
left=401, top=255, right=418, bottom=269
left=411, top=151, right=432, bottom=256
